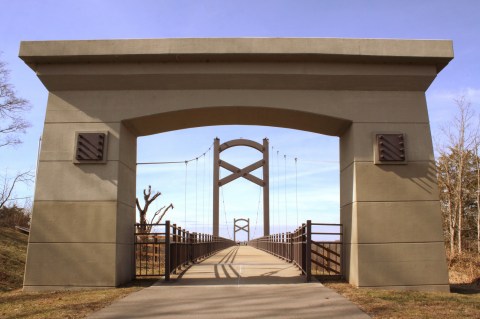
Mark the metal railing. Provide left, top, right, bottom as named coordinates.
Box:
left=248, top=220, right=343, bottom=281
left=135, top=221, right=235, bottom=281
left=248, top=232, right=292, bottom=261
left=135, top=223, right=167, bottom=277
left=311, top=222, right=343, bottom=278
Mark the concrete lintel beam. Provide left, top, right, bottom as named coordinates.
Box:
left=19, top=38, right=453, bottom=71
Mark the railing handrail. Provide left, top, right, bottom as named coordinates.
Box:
left=247, top=220, right=343, bottom=281
left=311, top=222, right=342, bottom=226
left=135, top=220, right=235, bottom=280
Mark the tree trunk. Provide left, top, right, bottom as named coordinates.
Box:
left=458, top=198, right=463, bottom=254
left=448, top=196, right=455, bottom=254
left=476, top=142, right=480, bottom=254
left=457, top=152, right=463, bottom=254
left=444, top=165, right=456, bottom=254
left=475, top=140, right=480, bottom=254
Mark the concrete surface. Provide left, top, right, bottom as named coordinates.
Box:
left=21, top=37, right=451, bottom=291
left=19, top=38, right=453, bottom=71
left=88, top=246, right=371, bottom=319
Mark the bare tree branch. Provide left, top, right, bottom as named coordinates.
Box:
left=436, top=96, right=480, bottom=255
left=146, top=203, right=174, bottom=233
left=0, top=57, right=31, bottom=148
left=0, top=170, right=34, bottom=209
left=136, top=185, right=174, bottom=233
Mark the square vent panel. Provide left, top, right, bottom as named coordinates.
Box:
left=375, top=133, right=406, bottom=164
left=74, top=132, right=108, bottom=163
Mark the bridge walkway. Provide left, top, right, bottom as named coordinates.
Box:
left=88, top=246, right=370, bottom=318
left=175, top=245, right=303, bottom=285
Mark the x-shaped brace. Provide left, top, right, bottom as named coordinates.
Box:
left=218, top=159, right=265, bottom=187
left=235, top=224, right=249, bottom=232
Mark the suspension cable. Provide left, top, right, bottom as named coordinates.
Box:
left=184, top=161, right=188, bottom=227
left=220, top=188, right=232, bottom=239
left=284, top=154, right=287, bottom=233
left=202, top=153, right=206, bottom=234
left=271, top=146, right=275, bottom=234
left=195, top=157, right=198, bottom=233
left=295, top=157, right=299, bottom=226
left=276, top=150, right=280, bottom=233
left=207, top=148, right=212, bottom=234
left=136, top=142, right=213, bottom=230
left=252, top=185, right=262, bottom=238
left=137, top=142, right=214, bottom=166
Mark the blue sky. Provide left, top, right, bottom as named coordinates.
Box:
left=0, top=0, right=479, bottom=239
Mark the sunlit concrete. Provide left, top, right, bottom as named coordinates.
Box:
left=174, top=245, right=303, bottom=285
left=20, top=38, right=453, bottom=292
left=87, top=246, right=371, bottom=319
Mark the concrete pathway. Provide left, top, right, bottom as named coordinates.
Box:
left=88, top=246, right=370, bottom=319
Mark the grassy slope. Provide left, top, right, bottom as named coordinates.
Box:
left=0, top=227, right=28, bottom=292
left=324, top=282, right=480, bottom=319
left=0, top=226, right=147, bottom=319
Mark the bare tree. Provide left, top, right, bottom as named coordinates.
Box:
left=437, top=154, right=457, bottom=253
left=0, top=170, right=34, bottom=209
left=436, top=96, right=479, bottom=255
left=0, top=57, right=31, bottom=148
left=0, top=56, right=33, bottom=214
left=451, top=97, right=474, bottom=253
left=136, top=185, right=174, bottom=233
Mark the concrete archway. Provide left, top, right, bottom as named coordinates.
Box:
left=20, top=38, right=453, bottom=291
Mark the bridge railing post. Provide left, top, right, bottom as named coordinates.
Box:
left=178, top=227, right=182, bottom=271
left=165, top=220, right=171, bottom=282
left=306, top=220, right=312, bottom=282
left=280, top=233, right=284, bottom=258
left=171, top=224, right=177, bottom=274
left=187, top=231, right=192, bottom=264
left=301, top=223, right=306, bottom=274
left=288, top=232, right=292, bottom=262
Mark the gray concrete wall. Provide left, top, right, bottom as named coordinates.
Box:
left=20, top=38, right=452, bottom=291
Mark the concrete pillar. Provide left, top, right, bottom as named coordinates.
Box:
left=339, top=119, right=450, bottom=291
left=23, top=93, right=137, bottom=291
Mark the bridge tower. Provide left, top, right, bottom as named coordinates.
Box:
left=233, top=218, right=250, bottom=242
left=213, top=138, right=269, bottom=237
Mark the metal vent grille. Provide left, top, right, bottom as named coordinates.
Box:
left=75, top=133, right=106, bottom=162
left=376, top=134, right=406, bottom=162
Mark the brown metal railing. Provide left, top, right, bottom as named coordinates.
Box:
left=135, top=223, right=167, bottom=277
left=248, top=220, right=343, bottom=281
left=311, top=223, right=343, bottom=278
left=135, top=220, right=235, bottom=281
left=248, top=232, right=292, bottom=261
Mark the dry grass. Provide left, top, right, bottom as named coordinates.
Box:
left=447, top=250, right=480, bottom=289
left=0, top=226, right=155, bottom=319
left=0, top=284, right=147, bottom=319
left=0, top=227, right=28, bottom=292
left=323, top=251, right=480, bottom=319
left=324, top=282, right=480, bottom=319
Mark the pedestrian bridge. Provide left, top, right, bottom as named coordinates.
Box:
left=88, top=246, right=371, bottom=319
left=175, top=246, right=303, bottom=285
left=135, top=220, right=343, bottom=282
